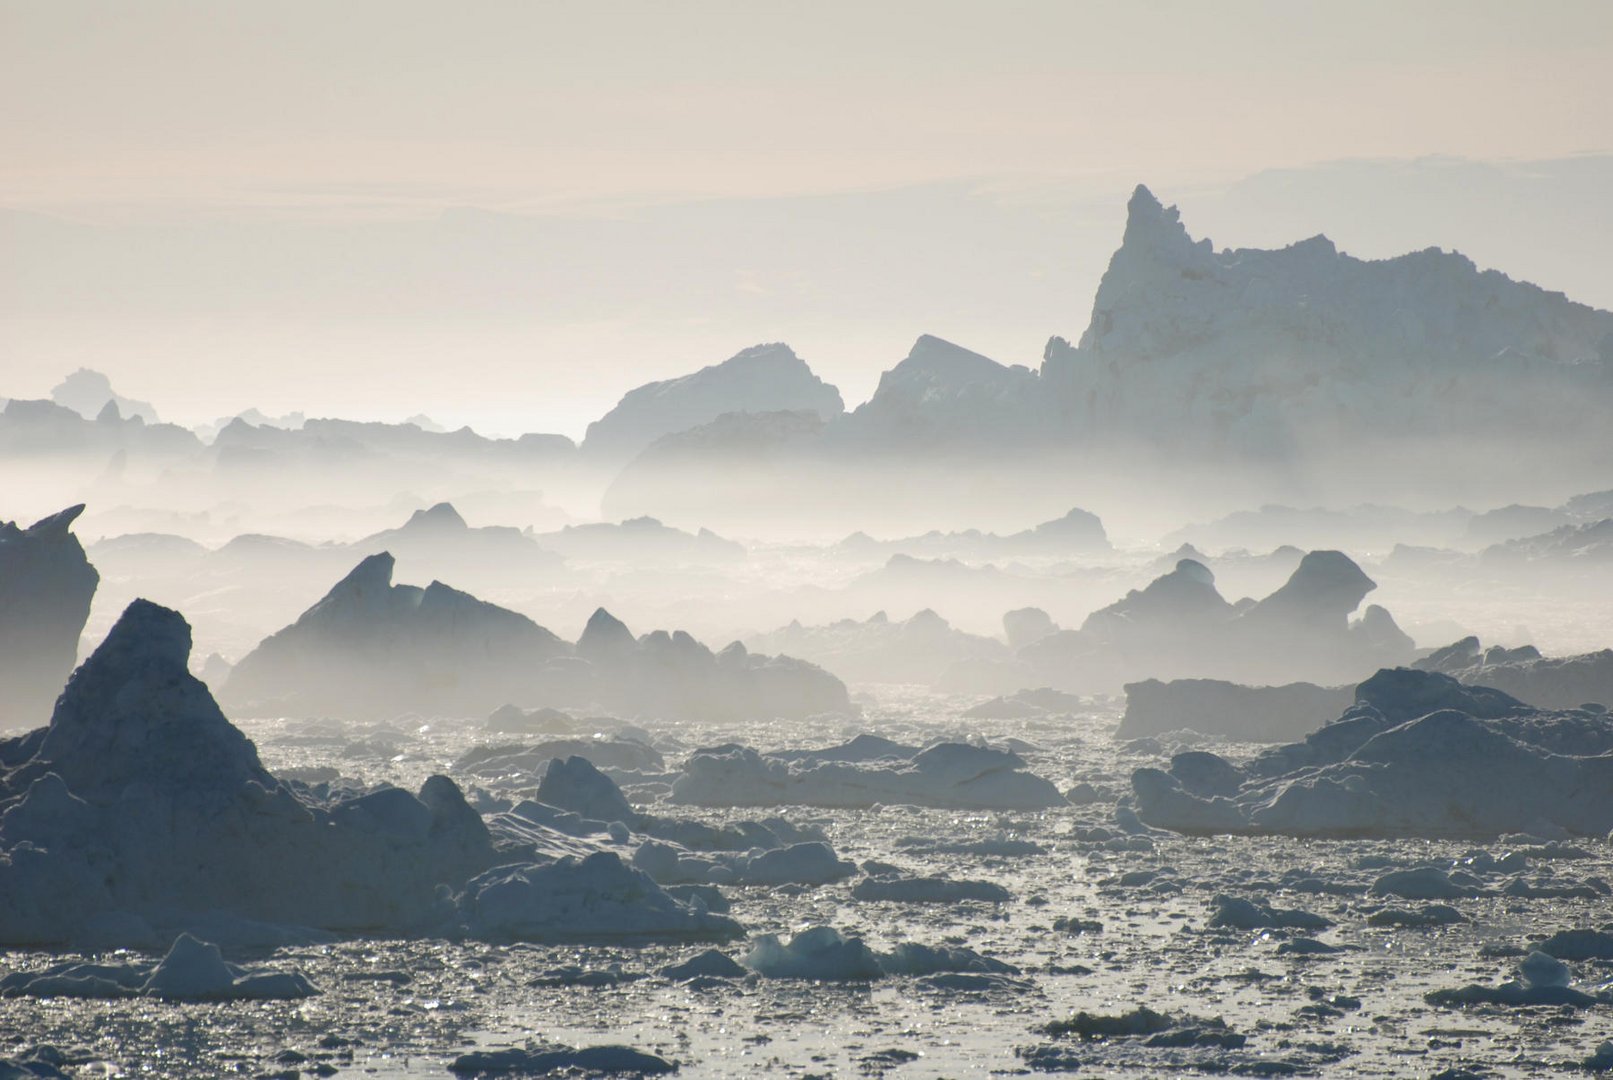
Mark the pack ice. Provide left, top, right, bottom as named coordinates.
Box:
left=670, top=737, right=1065, bottom=810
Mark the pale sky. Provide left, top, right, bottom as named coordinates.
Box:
left=3, top=0, right=1611, bottom=435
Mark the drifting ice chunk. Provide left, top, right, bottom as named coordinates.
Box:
left=142, top=933, right=320, bottom=1000
left=0, top=933, right=318, bottom=1001
left=738, top=842, right=856, bottom=886
left=458, top=851, right=743, bottom=943
left=670, top=740, right=1064, bottom=810
left=450, top=1043, right=677, bottom=1077
left=744, top=925, right=1014, bottom=980
left=743, top=927, right=886, bottom=981
left=536, top=756, right=641, bottom=828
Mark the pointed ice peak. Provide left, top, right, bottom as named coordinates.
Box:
left=403, top=502, right=467, bottom=531
left=892, top=335, right=1012, bottom=381
left=334, top=551, right=396, bottom=594
left=1121, top=183, right=1197, bottom=253
left=296, top=552, right=415, bottom=626
left=86, top=596, right=193, bottom=672
left=1128, top=183, right=1163, bottom=217
left=578, top=606, right=635, bottom=658
left=722, top=342, right=801, bottom=369
left=904, top=608, right=951, bottom=631
left=22, top=504, right=87, bottom=539
left=37, top=599, right=275, bottom=799
left=1173, top=558, right=1216, bottom=586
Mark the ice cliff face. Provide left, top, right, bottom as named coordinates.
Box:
left=617, top=185, right=1613, bottom=477
left=582, top=342, right=845, bottom=464
left=1042, top=184, right=1613, bottom=455
left=0, top=505, right=99, bottom=729
left=1080, top=185, right=1613, bottom=369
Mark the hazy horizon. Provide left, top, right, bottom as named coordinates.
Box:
left=4, top=0, right=1611, bottom=437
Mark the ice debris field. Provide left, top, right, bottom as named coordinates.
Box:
left=6, top=593, right=1613, bottom=1077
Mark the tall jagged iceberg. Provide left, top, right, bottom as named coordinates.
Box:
left=0, top=505, right=99, bottom=729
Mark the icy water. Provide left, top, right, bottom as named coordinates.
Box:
left=4, top=689, right=1611, bottom=1077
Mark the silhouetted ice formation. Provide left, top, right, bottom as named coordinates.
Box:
left=829, top=334, right=1046, bottom=452
left=50, top=368, right=159, bottom=424
left=349, top=500, right=564, bottom=580
left=1132, top=667, right=1613, bottom=838
left=0, top=599, right=499, bottom=945
left=0, top=599, right=786, bottom=950
left=980, top=549, right=1417, bottom=693
left=222, top=552, right=568, bottom=719
left=0, top=505, right=99, bottom=729
left=222, top=556, right=849, bottom=721
left=0, top=397, right=201, bottom=462
left=603, top=185, right=1613, bottom=529
left=1482, top=517, right=1613, bottom=567
left=1415, top=637, right=1613, bottom=711
left=582, top=342, right=844, bottom=464
left=1056, top=184, right=1613, bottom=456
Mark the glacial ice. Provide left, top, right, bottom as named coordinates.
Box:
left=0, top=506, right=98, bottom=730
